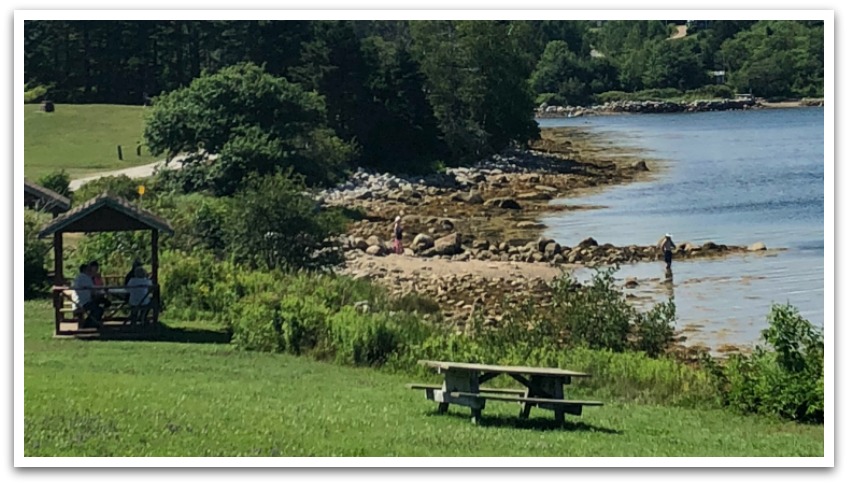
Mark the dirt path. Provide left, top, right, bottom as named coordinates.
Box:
left=343, top=253, right=570, bottom=281
left=69, top=154, right=199, bottom=190
left=669, top=25, right=687, bottom=39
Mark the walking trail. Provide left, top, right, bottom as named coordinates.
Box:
left=68, top=154, right=199, bottom=191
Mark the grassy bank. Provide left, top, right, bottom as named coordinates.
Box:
left=23, top=301, right=823, bottom=457
left=24, top=104, right=158, bottom=180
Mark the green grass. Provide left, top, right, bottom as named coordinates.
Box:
left=23, top=301, right=823, bottom=457
left=24, top=104, right=159, bottom=180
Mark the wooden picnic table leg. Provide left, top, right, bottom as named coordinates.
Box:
left=435, top=368, right=485, bottom=424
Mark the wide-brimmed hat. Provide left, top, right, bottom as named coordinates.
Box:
left=395, top=216, right=401, bottom=222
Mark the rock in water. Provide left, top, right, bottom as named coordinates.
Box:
left=630, top=160, right=649, bottom=171
left=578, top=237, right=598, bottom=248
left=748, top=242, right=767, bottom=251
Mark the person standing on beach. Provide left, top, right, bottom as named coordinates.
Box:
left=659, top=233, right=676, bottom=271
left=393, top=216, right=404, bottom=255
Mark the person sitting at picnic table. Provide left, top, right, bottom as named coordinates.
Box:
left=127, top=266, right=153, bottom=325
left=124, top=259, right=143, bottom=286
left=88, top=260, right=112, bottom=308
left=72, top=263, right=104, bottom=328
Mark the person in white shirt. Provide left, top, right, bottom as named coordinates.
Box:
left=127, top=266, right=153, bottom=325
left=72, top=263, right=104, bottom=327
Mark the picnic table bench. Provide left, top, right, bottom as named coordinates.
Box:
left=407, top=360, right=603, bottom=425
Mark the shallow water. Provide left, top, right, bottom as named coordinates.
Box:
left=537, top=108, right=824, bottom=350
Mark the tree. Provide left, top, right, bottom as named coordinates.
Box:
left=225, top=171, right=345, bottom=271
left=410, top=20, right=539, bottom=164
left=143, top=63, right=354, bottom=194
left=641, top=38, right=707, bottom=90
left=721, top=21, right=823, bottom=98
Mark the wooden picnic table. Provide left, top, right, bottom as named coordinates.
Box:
left=407, top=360, right=603, bottom=425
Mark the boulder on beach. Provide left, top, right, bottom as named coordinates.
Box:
left=544, top=241, right=561, bottom=256
left=366, top=245, right=386, bottom=256
left=434, top=233, right=462, bottom=255
left=517, top=221, right=546, bottom=229
left=465, top=191, right=485, bottom=204
left=350, top=236, right=369, bottom=251
left=366, top=235, right=385, bottom=250
left=537, top=237, right=555, bottom=252
left=516, top=191, right=552, bottom=201
left=484, top=197, right=522, bottom=210
left=412, top=233, right=435, bottom=252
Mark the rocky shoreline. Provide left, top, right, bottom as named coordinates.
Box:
left=316, top=127, right=775, bottom=341
left=535, top=97, right=824, bottom=118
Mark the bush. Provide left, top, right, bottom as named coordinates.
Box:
left=327, top=308, right=401, bottom=366
left=225, top=171, right=345, bottom=271
left=717, top=304, right=823, bottom=423
left=550, top=269, right=634, bottom=352
left=73, top=175, right=143, bottom=204
left=24, top=84, right=50, bottom=103
left=37, top=170, right=71, bottom=198
left=24, top=211, right=50, bottom=299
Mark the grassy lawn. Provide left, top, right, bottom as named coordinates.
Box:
left=24, top=104, right=159, bottom=181
left=23, top=301, right=823, bottom=457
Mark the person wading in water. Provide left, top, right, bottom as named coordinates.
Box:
left=659, top=233, right=676, bottom=273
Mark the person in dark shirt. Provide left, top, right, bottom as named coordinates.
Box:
left=124, top=259, right=143, bottom=287
left=392, top=216, right=404, bottom=255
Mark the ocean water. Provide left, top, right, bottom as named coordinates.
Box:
left=537, top=108, right=825, bottom=350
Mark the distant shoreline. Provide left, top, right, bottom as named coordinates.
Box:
left=535, top=97, right=824, bottom=118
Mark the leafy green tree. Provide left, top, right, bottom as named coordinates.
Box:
left=24, top=211, right=50, bottom=299
left=721, top=21, right=823, bottom=98
left=225, top=171, right=345, bottom=271
left=37, top=170, right=71, bottom=198
left=143, top=63, right=354, bottom=194
left=642, top=38, right=707, bottom=90
left=410, top=20, right=539, bottom=164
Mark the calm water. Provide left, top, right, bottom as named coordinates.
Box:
left=537, top=108, right=824, bottom=350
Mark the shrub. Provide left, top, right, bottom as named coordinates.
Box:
left=225, top=171, right=345, bottom=271
left=632, top=300, right=676, bottom=357
left=37, top=170, right=71, bottom=198
left=73, top=175, right=143, bottom=204
left=550, top=268, right=634, bottom=352
left=24, top=211, right=50, bottom=299
left=718, top=304, right=823, bottom=423
left=277, top=295, right=331, bottom=357
left=24, top=84, right=50, bottom=103
left=327, top=308, right=400, bottom=366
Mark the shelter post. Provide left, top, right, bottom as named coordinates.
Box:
left=151, top=229, right=159, bottom=283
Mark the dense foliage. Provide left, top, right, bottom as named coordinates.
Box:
left=713, top=304, right=824, bottom=423
left=143, top=63, right=353, bottom=193
left=36, top=169, right=71, bottom=198
left=24, top=210, right=50, bottom=299
left=25, top=20, right=823, bottom=175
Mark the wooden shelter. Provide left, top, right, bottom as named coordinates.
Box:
left=38, top=194, right=174, bottom=337
left=24, top=179, right=71, bottom=217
